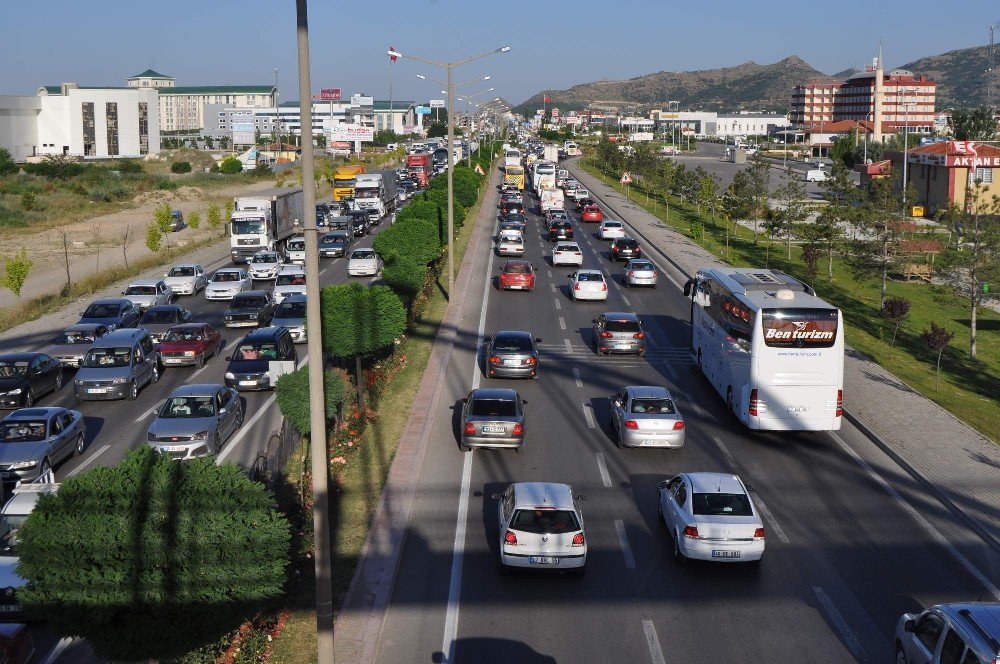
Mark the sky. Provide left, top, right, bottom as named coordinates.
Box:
left=3, top=0, right=998, bottom=107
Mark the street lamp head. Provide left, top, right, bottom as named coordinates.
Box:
left=498, top=46, right=512, bottom=53
left=483, top=76, right=491, bottom=81
left=388, top=49, right=403, bottom=59
left=416, top=74, right=426, bottom=80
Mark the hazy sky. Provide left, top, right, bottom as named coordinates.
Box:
left=3, top=0, right=997, bottom=105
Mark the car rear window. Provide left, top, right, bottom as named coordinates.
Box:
left=510, top=509, right=581, bottom=534
left=470, top=398, right=516, bottom=417
left=631, top=398, right=675, bottom=414
left=605, top=319, right=640, bottom=332
left=692, top=493, right=753, bottom=517
left=493, top=335, right=532, bottom=352
left=630, top=261, right=654, bottom=271
left=604, top=221, right=622, bottom=228
left=352, top=250, right=376, bottom=260
left=504, top=263, right=530, bottom=274
left=577, top=273, right=604, bottom=282
left=618, top=239, right=639, bottom=248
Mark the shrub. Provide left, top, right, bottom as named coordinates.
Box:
left=23, top=158, right=85, bottom=179
left=171, top=161, right=193, bottom=174
left=153, top=175, right=179, bottom=191
left=275, top=366, right=348, bottom=435
left=207, top=204, right=222, bottom=232
left=145, top=222, right=162, bottom=252
left=252, top=161, right=272, bottom=177
left=0, top=147, right=17, bottom=175
left=381, top=254, right=428, bottom=305
left=86, top=182, right=132, bottom=202
left=188, top=211, right=201, bottom=229
left=20, top=192, right=36, bottom=211
left=0, top=203, right=26, bottom=228
left=420, top=190, right=466, bottom=227
left=116, top=158, right=143, bottom=174
left=220, top=157, right=243, bottom=174
left=373, top=217, right=441, bottom=266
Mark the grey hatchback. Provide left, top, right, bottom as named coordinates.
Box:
left=485, top=331, right=541, bottom=379
left=592, top=312, right=646, bottom=356
left=146, top=384, right=243, bottom=460
left=460, top=388, right=525, bottom=452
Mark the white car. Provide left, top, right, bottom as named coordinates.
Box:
left=272, top=265, right=307, bottom=304
left=497, top=482, right=586, bottom=574
left=497, top=235, right=525, bottom=257
left=569, top=269, right=608, bottom=301
left=805, top=169, right=828, bottom=182
left=657, top=472, right=765, bottom=564
left=163, top=264, right=207, bottom=296
left=570, top=188, right=590, bottom=201
left=497, top=227, right=523, bottom=243
left=552, top=242, right=583, bottom=266
left=347, top=248, right=382, bottom=277
left=599, top=220, right=626, bottom=240
left=122, top=279, right=173, bottom=311
left=204, top=268, right=252, bottom=300
left=248, top=251, right=282, bottom=280
left=622, top=258, right=658, bottom=288
left=286, top=235, right=306, bottom=264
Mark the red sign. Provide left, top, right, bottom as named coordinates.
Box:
left=320, top=88, right=342, bottom=101
left=951, top=141, right=978, bottom=156
left=947, top=155, right=1000, bottom=168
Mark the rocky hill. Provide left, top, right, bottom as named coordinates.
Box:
left=898, top=45, right=993, bottom=108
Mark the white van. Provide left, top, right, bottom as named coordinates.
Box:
left=805, top=169, right=829, bottom=183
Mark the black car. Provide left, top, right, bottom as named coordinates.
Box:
left=576, top=197, right=595, bottom=212
left=348, top=210, right=370, bottom=237
left=224, top=327, right=297, bottom=391
left=502, top=213, right=527, bottom=225
left=319, top=232, right=351, bottom=258
left=140, top=304, right=193, bottom=344
left=78, top=298, right=141, bottom=330
left=548, top=221, right=574, bottom=242
left=609, top=236, right=642, bottom=262
left=0, top=353, right=63, bottom=409
left=500, top=201, right=525, bottom=217
left=223, top=291, right=275, bottom=329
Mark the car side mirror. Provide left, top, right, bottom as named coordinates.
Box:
left=460, top=397, right=467, bottom=403
left=224, top=356, right=232, bottom=361
left=121, top=290, right=126, bottom=295
left=535, top=337, right=542, bottom=343
left=163, top=273, right=168, bottom=278
left=219, top=408, right=227, bottom=415
left=903, top=619, right=916, bottom=634
left=490, top=492, right=501, bottom=500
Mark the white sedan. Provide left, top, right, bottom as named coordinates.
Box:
left=658, top=472, right=765, bottom=564
left=497, top=235, right=525, bottom=257
left=552, top=242, right=583, bottom=267
left=599, top=220, right=626, bottom=240
left=347, top=249, right=382, bottom=277
left=163, top=264, right=207, bottom=296
left=568, top=269, right=608, bottom=301
left=204, top=268, right=252, bottom=300
left=248, top=251, right=282, bottom=280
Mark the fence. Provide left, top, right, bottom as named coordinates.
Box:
left=249, top=417, right=303, bottom=490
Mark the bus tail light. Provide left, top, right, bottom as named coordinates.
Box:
left=749, top=389, right=759, bottom=417
left=836, top=389, right=843, bottom=417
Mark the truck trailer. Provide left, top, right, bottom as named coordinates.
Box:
left=229, top=188, right=304, bottom=263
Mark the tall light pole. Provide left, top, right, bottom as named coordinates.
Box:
left=391, top=45, right=511, bottom=297
left=294, top=2, right=333, bottom=663
left=901, top=87, right=916, bottom=204
left=454, top=88, right=495, bottom=167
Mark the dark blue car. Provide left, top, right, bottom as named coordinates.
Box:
left=78, top=298, right=141, bottom=331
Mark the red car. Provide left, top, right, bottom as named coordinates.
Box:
left=0, top=623, right=35, bottom=664
left=581, top=205, right=604, bottom=222
left=159, top=323, right=223, bottom=368
left=497, top=260, right=536, bottom=291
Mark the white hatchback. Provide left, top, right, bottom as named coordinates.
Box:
left=569, top=269, right=608, bottom=301
left=272, top=265, right=307, bottom=304
left=599, top=220, right=626, bottom=240
left=248, top=251, right=282, bottom=281
left=552, top=242, right=583, bottom=267
left=347, top=248, right=382, bottom=277
left=205, top=268, right=252, bottom=301
left=163, top=264, right=207, bottom=295
left=497, top=482, right=586, bottom=574
left=658, top=472, right=765, bottom=564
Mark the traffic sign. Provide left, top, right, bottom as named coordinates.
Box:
left=620, top=172, right=632, bottom=185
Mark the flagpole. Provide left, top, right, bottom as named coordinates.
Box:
left=388, top=51, right=393, bottom=138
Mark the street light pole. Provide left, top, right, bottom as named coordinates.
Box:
left=294, top=2, right=333, bottom=663
left=902, top=87, right=914, bottom=204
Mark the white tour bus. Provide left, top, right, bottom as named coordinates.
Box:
left=685, top=267, right=844, bottom=431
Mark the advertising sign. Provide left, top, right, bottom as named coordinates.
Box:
left=430, top=99, right=445, bottom=109
left=231, top=111, right=255, bottom=145
left=320, top=88, right=342, bottom=101
left=415, top=106, right=432, bottom=116
left=350, top=95, right=374, bottom=106
left=331, top=124, right=374, bottom=142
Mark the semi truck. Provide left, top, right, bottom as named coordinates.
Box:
left=229, top=188, right=304, bottom=263
left=540, top=188, right=565, bottom=213
left=407, top=154, right=431, bottom=187
left=354, top=172, right=398, bottom=222
left=333, top=165, right=366, bottom=201
left=543, top=145, right=560, bottom=163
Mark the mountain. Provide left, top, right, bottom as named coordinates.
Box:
left=898, top=45, right=992, bottom=108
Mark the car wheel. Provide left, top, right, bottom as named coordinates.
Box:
left=55, top=371, right=64, bottom=391
left=608, top=415, right=619, bottom=446
left=23, top=390, right=34, bottom=407
left=75, top=433, right=86, bottom=455
left=673, top=532, right=686, bottom=563
left=894, top=643, right=907, bottom=664
left=196, top=353, right=205, bottom=369
left=128, top=381, right=138, bottom=401
left=151, top=363, right=160, bottom=384
left=214, top=433, right=221, bottom=454
left=40, top=458, right=50, bottom=476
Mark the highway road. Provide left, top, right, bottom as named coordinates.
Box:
left=369, top=171, right=1000, bottom=663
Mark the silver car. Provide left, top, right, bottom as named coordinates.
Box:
left=460, top=388, right=525, bottom=452
left=47, top=324, right=110, bottom=368
left=0, top=407, right=86, bottom=481
left=622, top=259, right=658, bottom=288
left=163, top=264, right=207, bottom=296
left=248, top=250, right=282, bottom=281
left=205, top=268, right=252, bottom=300
left=139, top=305, right=192, bottom=344
left=347, top=249, right=382, bottom=277
left=272, top=295, right=307, bottom=344
left=592, top=312, right=646, bottom=355
left=146, top=384, right=243, bottom=460
left=609, top=385, right=685, bottom=448
left=122, top=279, right=174, bottom=311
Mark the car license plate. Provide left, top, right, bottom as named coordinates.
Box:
left=529, top=556, right=559, bottom=565
left=712, top=550, right=741, bottom=558
left=163, top=358, right=182, bottom=364
left=508, top=285, right=522, bottom=290
left=87, top=388, right=107, bottom=394
left=503, top=359, right=520, bottom=366
left=614, top=344, right=631, bottom=349
left=162, top=445, right=187, bottom=452
left=0, top=605, right=20, bottom=613
left=239, top=380, right=256, bottom=386
left=481, top=425, right=504, bottom=434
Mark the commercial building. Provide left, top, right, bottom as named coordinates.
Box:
left=889, top=140, right=1000, bottom=214
left=648, top=110, right=791, bottom=139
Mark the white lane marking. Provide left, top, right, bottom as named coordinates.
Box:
left=572, top=367, right=583, bottom=387
left=550, top=283, right=557, bottom=293
left=596, top=452, right=612, bottom=488
left=621, top=294, right=632, bottom=307
left=615, top=519, right=636, bottom=570
left=582, top=403, right=596, bottom=429
left=216, top=394, right=277, bottom=463
left=189, top=363, right=210, bottom=381
left=39, top=637, right=76, bottom=664
left=68, top=444, right=110, bottom=477
left=642, top=620, right=666, bottom=664
left=564, top=338, right=573, bottom=353
left=134, top=401, right=162, bottom=422
left=320, top=266, right=329, bottom=276
left=711, top=435, right=737, bottom=469
left=830, top=433, right=1000, bottom=600
left=554, top=298, right=561, bottom=310
left=813, top=586, right=869, bottom=662
left=547, top=269, right=552, bottom=278
left=442, top=212, right=497, bottom=663
left=752, top=494, right=791, bottom=544
left=558, top=316, right=566, bottom=330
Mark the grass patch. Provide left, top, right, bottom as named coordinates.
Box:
left=580, top=159, right=1000, bottom=443
left=268, top=170, right=492, bottom=664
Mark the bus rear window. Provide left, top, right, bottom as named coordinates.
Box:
left=762, top=308, right=838, bottom=348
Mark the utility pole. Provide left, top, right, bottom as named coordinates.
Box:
left=294, top=1, right=334, bottom=662
left=989, top=24, right=997, bottom=112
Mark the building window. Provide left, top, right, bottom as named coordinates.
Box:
left=106, top=102, right=119, bottom=156
left=974, top=168, right=993, bottom=184
left=82, top=102, right=96, bottom=156
left=138, top=102, right=149, bottom=155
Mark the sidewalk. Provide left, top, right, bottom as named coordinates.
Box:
left=567, top=158, right=1000, bottom=552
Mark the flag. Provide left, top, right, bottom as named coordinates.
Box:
left=543, top=96, right=551, bottom=104
left=389, top=46, right=397, bottom=62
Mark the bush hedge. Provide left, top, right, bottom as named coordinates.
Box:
left=381, top=254, right=428, bottom=304
left=220, top=157, right=243, bottom=174
left=171, top=161, right=192, bottom=174
left=275, top=366, right=348, bottom=434
left=372, top=216, right=441, bottom=266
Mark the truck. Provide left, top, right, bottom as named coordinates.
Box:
left=504, top=165, right=525, bottom=190
left=504, top=148, right=522, bottom=171
left=333, top=165, right=366, bottom=201
left=564, top=141, right=580, bottom=156
left=532, top=161, right=556, bottom=194
left=229, top=188, right=304, bottom=264
left=543, top=145, right=560, bottom=163
left=354, top=171, right=398, bottom=222
left=407, top=154, right=431, bottom=187
left=540, top=188, right=565, bottom=213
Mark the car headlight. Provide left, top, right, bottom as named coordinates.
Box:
left=247, top=312, right=259, bottom=319
left=6, top=388, right=21, bottom=395
left=75, top=379, right=84, bottom=386
left=111, top=377, right=127, bottom=385
left=225, top=372, right=235, bottom=380
left=183, top=351, right=195, bottom=357
left=192, top=430, right=209, bottom=441
left=147, top=431, right=157, bottom=441
left=8, top=460, right=38, bottom=470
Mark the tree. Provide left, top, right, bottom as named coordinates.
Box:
left=219, top=136, right=230, bottom=149
left=145, top=222, right=162, bottom=252
left=920, top=322, right=955, bottom=387
left=171, top=161, right=192, bottom=174
left=153, top=203, right=173, bottom=249
left=947, top=107, right=998, bottom=141
left=0, top=247, right=33, bottom=301
left=850, top=177, right=902, bottom=308
left=276, top=366, right=347, bottom=434
left=808, top=162, right=856, bottom=282
left=220, top=157, right=243, bottom=174
left=426, top=123, right=449, bottom=139
left=20, top=192, right=36, bottom=212
left=204, top=135, right=215, bottom=149
left=17, top=447, right=290, bottom=662
left=801, top=243, right=821, bottom=288
left=321, top=283, right=406, bottom=411
left=0, top=147, right=17, bottom=176
left=880, top=296, right=911, bottom=348
left=773, top=167, right=809, bottom=260
left=746, top=156, right=771, bottom=244
left=225, top=200, right=234, bottom=223
left=53, top=230, right=72, bottom=296
left=121, top=224, right=135, bottom=269
left=207, top=204, right=222, bottom=234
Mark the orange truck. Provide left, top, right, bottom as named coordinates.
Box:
left=333, top=164, right=366, bottom=201
left=406, top=154, right=431, bottom=187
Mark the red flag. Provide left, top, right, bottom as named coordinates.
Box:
left=389, top=46, right=398, bottom=62
left=543, top=96, right=552, bottom=104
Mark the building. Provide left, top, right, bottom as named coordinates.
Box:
left=889, top=140, right=1000, bottom=214
left=126, top=69, right=175, bottom=90
left=708, top=114, right=791, bottom=139
left=790, top=79, right=840, bottom=125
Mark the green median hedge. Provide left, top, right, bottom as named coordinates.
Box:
left=275, top=366, right=348, bottom=434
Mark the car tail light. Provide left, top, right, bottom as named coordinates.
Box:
left=574, top=283, right=581, bottom=290
left=601, top=283, right=607, bottom=291
left=504, top=530, right=518, bottom=545
left=673, top=421, right=685, bottom=430
left=524, top=357, right=537, bottom=365
left=512, top=423, right=524, bottom=436
left=633, top=332, right=644, bottom=339
left=749, top=389, right=759, bottom=417
left=636, top=247, right=642, bottom=254
left=624, top=420, right=639, bottom=430
left=464, top=422, right=476, bottom=435
left=682, top=526, right=699, bottom=539
left=601, top=331, right=613, bottom=338
left=488, top=355, right=502, bottom=364
left=572, top=532, right=585, bottom=547
left=628, top=271, right=635, bottom=278
left=612, top=245, right=619, bottom=252
left=753, top=527, right=766, bottom=539
left=836, top=389, right=843, bottom=417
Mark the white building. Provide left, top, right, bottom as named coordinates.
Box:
left=708, top=114, right=791, bottom=139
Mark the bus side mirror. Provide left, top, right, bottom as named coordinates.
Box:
left=683, top=279, right=694, bottom=297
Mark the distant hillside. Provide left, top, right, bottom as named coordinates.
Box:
left=898, top=45, right=992, bottom=108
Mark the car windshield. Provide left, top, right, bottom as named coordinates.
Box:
left=159, top=396, right=216, bottom=418
left=235, top=343, right=278, bottom=361
left=167, top=267, right=195, bottom=277
left=504, top=264, right=531, bottom=275
left=0, top=514, right=27, bottom=556
left=1, top=421, right=47, bottom=442
left=164, top=328, right=204, bottom=342
left=287, top=240, right=305, bottom=251
left=351, top=250, right=376, bottom=260
left=510, top=509, right=581, bottom=534
left=232, top=219, right=265, bottom=235
left=631, top=398, right=675, bottom=414
left=493, top=335, right=532, bottom=352
left=142, top=309, right=180, bottom=324
left=470, top=398, right=517, bottom=417
left=605, top=319, right=640, bottom=332
left=577, top=273, right=604, bottom=282
left=692, top=492, right=753, bottom=517
left=83, top=347, right=132, bottom=368
left=251, top=254, right=278, bottom=264
left=125, top=285, right=158, bottom=296
left=83, top=303, right=120, bottom=318
left=630, top=261, right=654, bottom=271
left=213, top=272, right=242, bottom=282
left=274, top=301, right=307, bottom=318
left=232, top=295, right=267, bottom=308
left=56, top=330, right=97, bottom=345
left=321, top=234, right=346, bottom=244
left=275, top=274, right=306, bottom=287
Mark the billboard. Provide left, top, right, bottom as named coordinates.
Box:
left=231, top=111, right=255, bottom=144
left=319, top=88, right=342, bottom=101
left=331, top=124, right=374, bottom=142
left=429, top=99, right=445, bottom=109
left=350, top=95, right=374, bottom=106
left=415, top=106, right=432, bottom=116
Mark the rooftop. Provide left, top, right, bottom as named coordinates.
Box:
left=160, top=85, right=275, bottom=95
left=127, top=69, right=173, bottom=80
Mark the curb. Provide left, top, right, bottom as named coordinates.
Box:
left=565, top=157, right=1000, bottom=556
